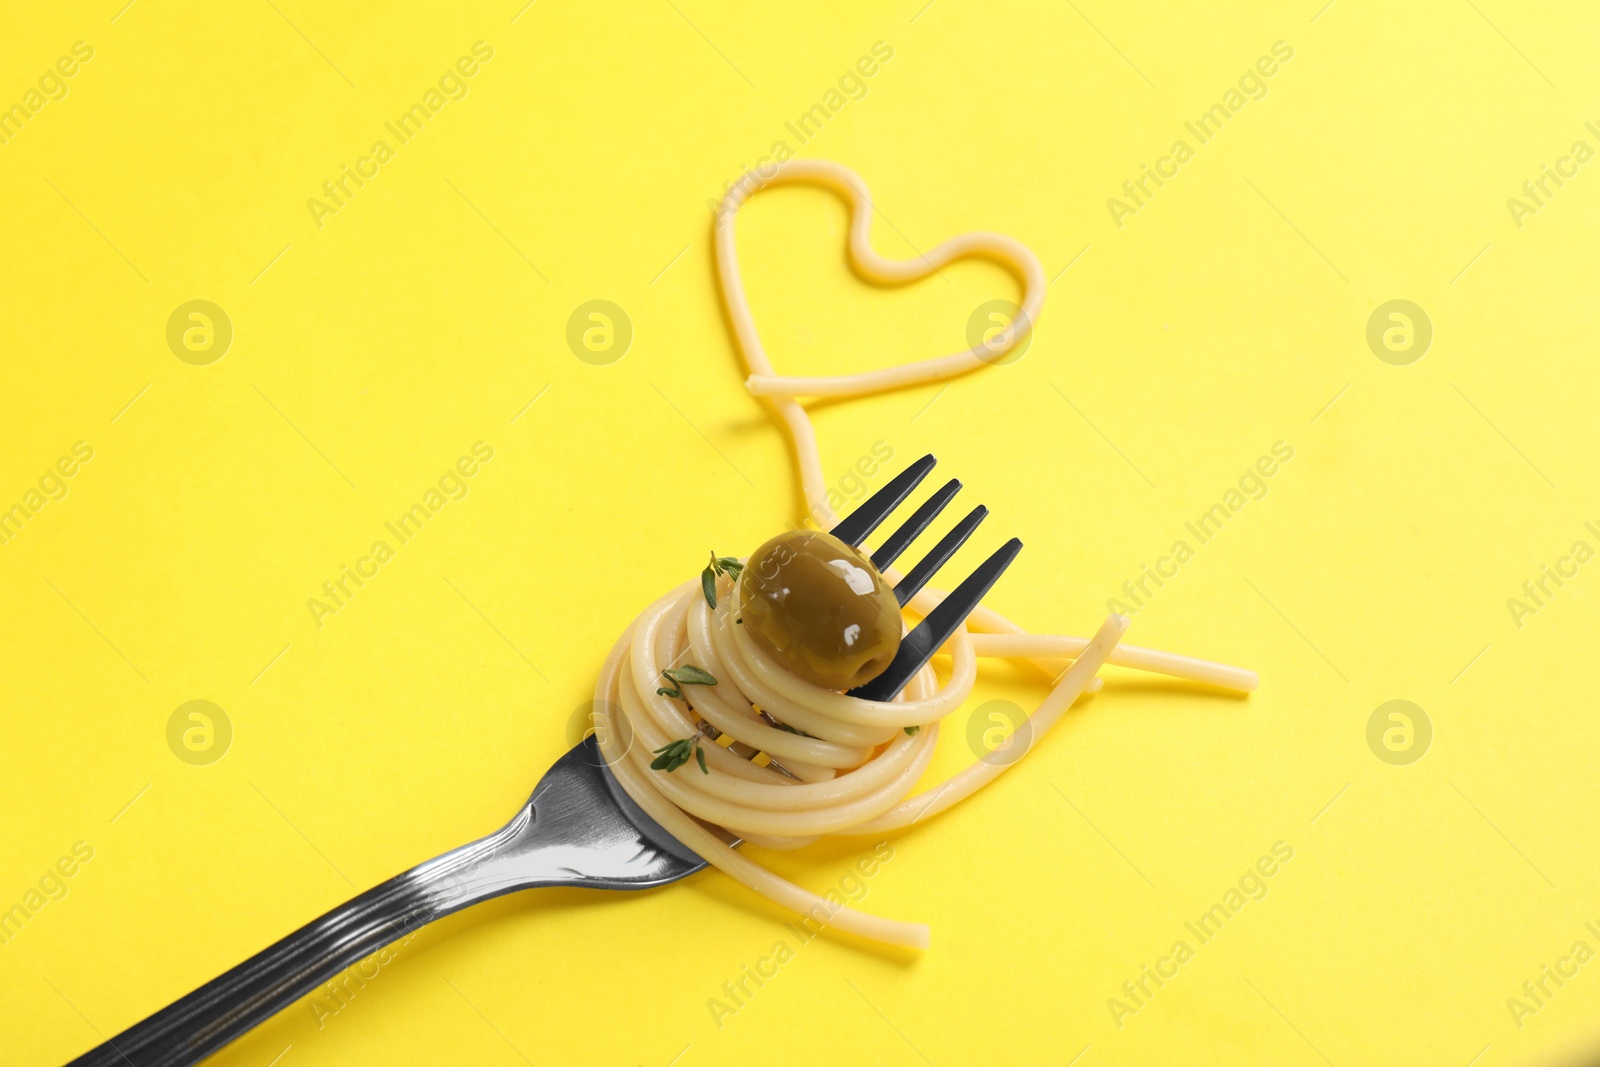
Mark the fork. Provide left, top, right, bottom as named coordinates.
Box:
left=66, top=453, right=1016, bottom=1067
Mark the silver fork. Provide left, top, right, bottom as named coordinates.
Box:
left=66, top=453, right=1017, bottom=1066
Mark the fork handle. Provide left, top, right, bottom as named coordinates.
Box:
left=65, top=872, right=434, bottom=1067
left=66, top=811, right=526, bottom=1067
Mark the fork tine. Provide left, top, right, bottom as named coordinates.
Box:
left=890, top=505, right=987, bottom=607
left=830, top=453, right=936, bottom=547
left=870, top=478, right=961, bottom=572
left=849, top=537, right=1024, bottom=702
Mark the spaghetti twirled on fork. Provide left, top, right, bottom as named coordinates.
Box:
left=594, top=160, right=1254, bottom=948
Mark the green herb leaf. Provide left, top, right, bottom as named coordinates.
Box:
left=650, top=738, right=696, bottom=773
left=663, top=665, right=717, bottom=688
left=656, top=684, right=681, bottom=699
left=904, top=726, right=920, bottom=736
left=702, top=552, right=746, bottom=610
left=650, top=736, right=710, bottom=775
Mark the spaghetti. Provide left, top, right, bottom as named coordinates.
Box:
left=593, top=159, right=1255, bottom=949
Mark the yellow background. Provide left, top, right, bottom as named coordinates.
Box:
left=3, top=1, right=1598, bottom=1064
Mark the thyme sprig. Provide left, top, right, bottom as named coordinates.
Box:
left=701, top=552, right=745, bottom=609
left=651, top=736, right=710, bottom=774
left=656, top=665, right=717, bottom=699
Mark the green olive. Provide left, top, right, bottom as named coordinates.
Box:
left=738, top=529, right=902, bottom=690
